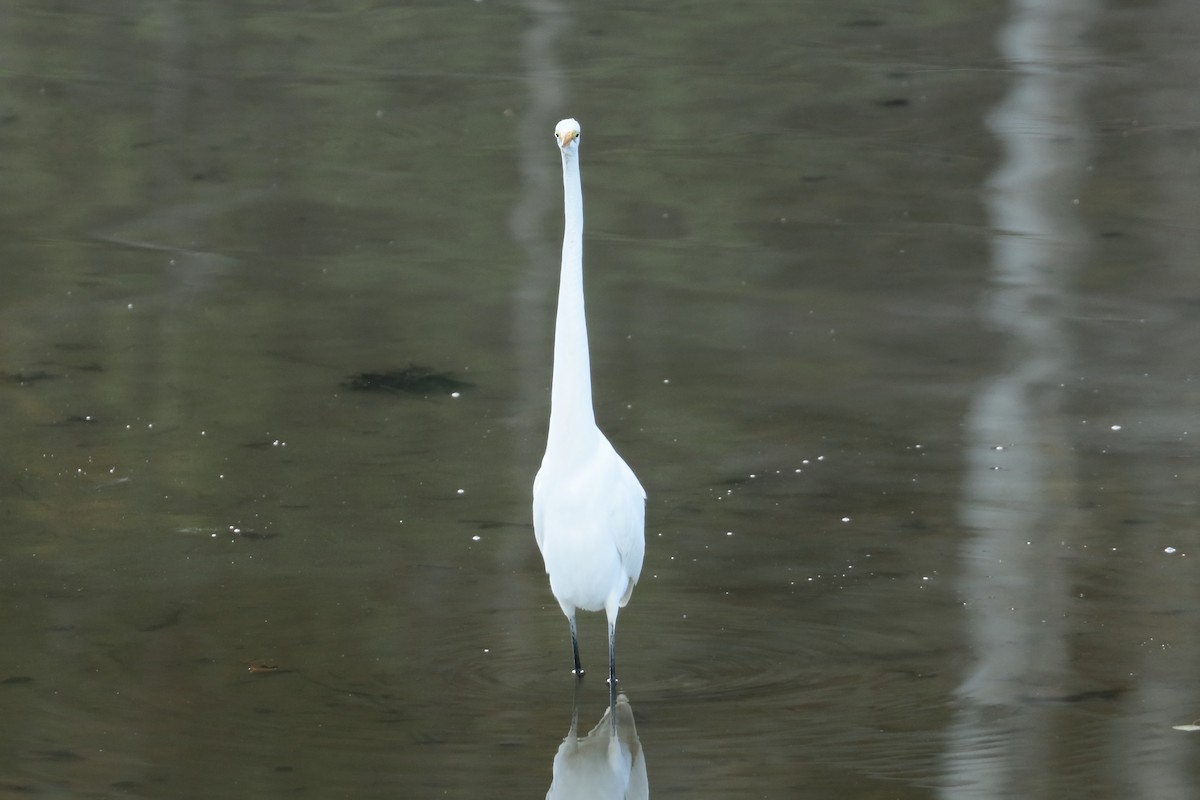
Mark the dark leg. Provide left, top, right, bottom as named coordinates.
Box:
left=607, top=618, right=617, bottom=713
left=569, top=614, right=584, bottom=676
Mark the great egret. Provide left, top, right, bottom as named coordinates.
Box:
left=533, top=118, right=646, bottom=705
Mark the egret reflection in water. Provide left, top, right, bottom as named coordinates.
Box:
left=546, top=693, right=648, bottom=800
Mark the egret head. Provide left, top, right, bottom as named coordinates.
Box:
left=555, top=118, right=581, bottom=153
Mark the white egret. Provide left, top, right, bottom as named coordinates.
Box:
left=533, top=118, right=646, bottom=705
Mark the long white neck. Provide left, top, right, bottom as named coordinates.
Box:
left=547, top=146, right=597, bottom=455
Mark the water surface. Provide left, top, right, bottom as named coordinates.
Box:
left=2, top=1, right=1198, bottom=797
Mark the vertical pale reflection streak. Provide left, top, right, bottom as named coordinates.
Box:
left=943, top=0, right=1096, bottom=795
left=510, top=0, right=568, bottom=451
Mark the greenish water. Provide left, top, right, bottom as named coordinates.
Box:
left=2, top=1, right=1199, bottom=797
